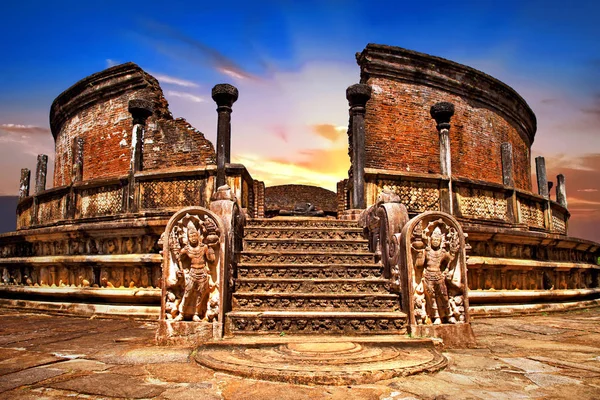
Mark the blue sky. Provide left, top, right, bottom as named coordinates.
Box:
left=0, top=0, right=599, bottom=240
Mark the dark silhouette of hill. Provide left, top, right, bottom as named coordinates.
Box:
left=0, top=196, right=17, bottom=234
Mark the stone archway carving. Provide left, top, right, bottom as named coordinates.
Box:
left=161, top=207, right=227, bottom=325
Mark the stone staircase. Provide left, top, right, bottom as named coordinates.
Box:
left=224, top=218, right=407, bottom=336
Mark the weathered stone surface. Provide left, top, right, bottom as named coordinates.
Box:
left=0, top=367, right=64, bottom=393
left=48, top=373, right=166, bottom=398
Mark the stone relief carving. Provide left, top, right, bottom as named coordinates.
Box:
left=401, top=212, right=469, bottom=326
left=163, top=209, right=223, bottom=322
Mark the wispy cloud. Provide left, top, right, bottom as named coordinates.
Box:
left=152, top=73, right=199, bottom=88
left=271, top=125, right=289, bottom=142
left=139, top=20, right=258, bottom=82
left=0, top=124, right=50, bottom=135
left=165, top=90, right=204, bottom=103
left=106, top=58, right=119, bottom=68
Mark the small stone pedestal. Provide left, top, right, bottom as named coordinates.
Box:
left=411, top=323, right=476, bottom=349
left=156, top=320, right=219, bottom=346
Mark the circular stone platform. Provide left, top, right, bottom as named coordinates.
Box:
left=194, top=337, right=447, bottom=385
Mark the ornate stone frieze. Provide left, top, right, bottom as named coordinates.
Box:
left=552, top=209, right=567, bottom=235
left=243, top=229, right=364, bottom=241
left=235, top=280, right=390, bottom=294
left=456, top=187, right=508, bottom=221
left=519, top=199, right=545, bottom=228
left=233, top=296, right=400, bottom=311
left=377, top=180, right=440, bottom=213
left=237, top=265, right=383, bottom=279
left=239, top=253, right=373, bottom=265
left=140, top=178, right=203, bottom=209
left=229, top=316, right=406, bottom=334
left=243, top=240, right=369, bottom=252
left=37, top=194, right=65, bottom=224
left=79, top=185, right=123, bottom=218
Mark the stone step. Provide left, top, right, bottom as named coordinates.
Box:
left=237, top=264, right=384, bottom=279
left=232, top=293, right=401, bottom=312
left=246, top=218, right=360, bottom=229
left=243, top=227, right=364, bottom=241
left=225, top=310, right=407, bottom=335
left=235, top=278, right=391, bottom=294
left=243, top=238, right=370, bottom=253
left=239, top=251, right=375, bottom=265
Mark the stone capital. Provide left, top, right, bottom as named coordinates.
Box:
left=128, top=99, right=154, bottom=125
left=212, top=84, right=239, bottom=109
left=346, top=84, right=371, bottom=109
left=430, top=102, right=455, bottom=131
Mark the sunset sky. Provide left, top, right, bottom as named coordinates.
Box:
left=0, top=0, right=599, bottom=241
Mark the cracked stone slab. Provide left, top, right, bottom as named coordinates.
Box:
left=0, top=367, right=65, bottom=393
left=500, top=357, right=561, bottom=373
left=525, top=373, right=582, bottom=388
left=48, top=372, right=167, bottom=398
left=0, top=350, right=65, bottom=375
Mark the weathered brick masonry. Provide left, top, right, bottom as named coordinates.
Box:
left=358, top=44, right=536, bottom=191
left=50, top=63, right=215, bottom=187
left=265, top=184, right=337, bottom=215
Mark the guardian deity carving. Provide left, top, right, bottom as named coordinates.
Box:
left=163, top=209, right=223, bottom=322
left=401, top=212, right=469, bottom=327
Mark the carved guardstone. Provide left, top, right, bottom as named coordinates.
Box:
left=156, top=206, right=227, bottom=345
left=400, top=211, right=475, bottom=348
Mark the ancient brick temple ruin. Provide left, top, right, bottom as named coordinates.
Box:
left=0, top=44, right=598, bottom=379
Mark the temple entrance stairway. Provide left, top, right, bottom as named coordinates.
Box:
left=224, top=217, right=408, bottom=336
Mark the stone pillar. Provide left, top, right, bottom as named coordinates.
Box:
left=35, top=154, right=48, bottom=194
left=501, top=142, right=519, bottom=224
left=72, top=138, right=84, bottom=183
left=556, top=174, right=567, bottom=208
left=212, top=84, right=239, bottom=189
left=430, top=102, right=455, bottom=213
left=19, top=168, right=30, bottom=199
left=346, top=84, right=371, bottom=210
left=535, top=156, right=549, bottom=199
left=501, top=142, right=514, bottom=187
left=126, top=99, right=154, bottom=213
left=128, top=99, right=154, bottom=173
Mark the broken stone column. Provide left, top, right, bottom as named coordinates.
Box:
left=535, top=156, right=549, bottom=199
left=212, top=84, right=239, bottom=189
left=19, top=168, right=30, bottom=199
left=556, top=174, right=567, bottom=208
left=346, top=83, right=371, bottom=210
left=35, top=154, right=48, bottom=194
left=128, top=99, right=154, bottom=173
left=72, top=138, right=84, bottom=183
left=501, top=142, right=514, bottom=187
left=126, top=99, right=154, bottom=212
left=430, top=102, right=455, bottom=213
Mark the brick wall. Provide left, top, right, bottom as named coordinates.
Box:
left=358, top=44, right=536, bottom=192
left=265, top=184, right=337, bottom=214
left=51, top=63, right=215, bottom=187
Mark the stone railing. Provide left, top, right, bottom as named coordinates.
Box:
left=359, top=169, right=569, bottom=236
left=16, top=164, right=256, bottom=230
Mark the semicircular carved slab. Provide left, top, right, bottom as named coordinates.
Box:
left=161, top=207, right=226, bottom=323
left=400, top=212, right=470, bottom=327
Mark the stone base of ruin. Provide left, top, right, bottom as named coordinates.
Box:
left=339, top=209, right=363, bottom=220
left=194, top=335, right=446, bottom=385
left=155, top=320, right=221, bottom=346
left=410, top=323, right=477, bottom=349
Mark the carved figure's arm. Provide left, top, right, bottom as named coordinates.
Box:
left=411, top=245, right=426, bottom=268
left=206, top=246, right=216, bottom=262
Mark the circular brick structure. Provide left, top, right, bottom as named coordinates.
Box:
left=358, top=44, right=535, bottom=191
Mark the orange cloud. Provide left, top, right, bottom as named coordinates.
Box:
left=311, top=124, right=346, bottom=142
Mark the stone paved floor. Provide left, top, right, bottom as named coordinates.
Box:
left=0, top=308, right=599, bottom=399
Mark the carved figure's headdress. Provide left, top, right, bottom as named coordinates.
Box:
left=187, top=220, right=198, bottom=235
left=431, top=226, right=443, bottom=239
